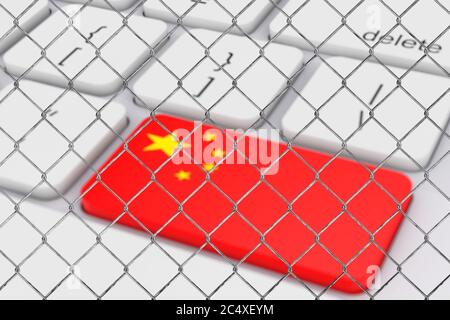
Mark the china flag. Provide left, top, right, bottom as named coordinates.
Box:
left=81, top=115, right=413, bottom=293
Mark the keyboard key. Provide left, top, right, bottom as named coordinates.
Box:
left=3, top=5, right=168, bottom=96
left=143, top=0, right=280, bottom=34
left=132, top=29, right=303, bottom=129
left=282, top=56, right=450, bottom=171
left=61, top=0, right=138, bottom=11
left=0, top=0, right=50, bottom=53
left=0, top=190, right=147, bottom=291
left=0, top=80, right=128, bottom=199
left=81, top=114, right=413, bottom=293
left=270, top=0, right=450, bottom=75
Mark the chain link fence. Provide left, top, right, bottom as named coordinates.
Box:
left=0, top=0, right=449, bottom=299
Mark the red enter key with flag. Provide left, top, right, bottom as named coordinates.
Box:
left=81, top=115, right=413, bottom=293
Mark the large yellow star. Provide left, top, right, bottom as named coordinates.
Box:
left=143, top=132, right=190, bottom=157
left=175, top=170, right=191, bottom=181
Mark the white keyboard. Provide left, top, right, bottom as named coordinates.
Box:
left=0, top=0, right=449, bottom=300
left=143, top=0, right=281, bottom=34
left=270, top=0, right=450, bottom=75
left=132, top=28, right=303, bottom=128
left=282, top=56, right=450, bottom=171
left=61, top=0, right=138, bottom=11
left=3, top=5, right=168, bottom=95
left=0, top=80, right=127, bottom=199
left=0, top=0, right=50, bottom=53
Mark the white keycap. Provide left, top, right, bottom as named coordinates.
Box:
left=132, top=29, right=303, bottom=129
left=143, top=0, right=280, bottom=34
left=281, top=56, right=450, bottom=171
left=270, top=0, right=450, bottom=75
left=0, top=0, right=50, bottom=53
left=0, top=80, right=128, bottom=199
left=3, top=5, right=168, bottom=96
left=61, top=0, right=138, bottom=11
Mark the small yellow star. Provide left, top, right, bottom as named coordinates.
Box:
left=174, top=170, right=191, bottom=181
left=211, top=149, right=225, bottom=159
left=203, top=132, right=217, bottom=142
left=203, top=163, right=217, bottom=172
left=143, top=132, right=190, bottom=157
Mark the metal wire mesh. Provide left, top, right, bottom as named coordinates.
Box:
left=0, top=0, right=449, bottom=299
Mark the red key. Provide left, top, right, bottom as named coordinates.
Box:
left=81, top=115, right=413, bottom=293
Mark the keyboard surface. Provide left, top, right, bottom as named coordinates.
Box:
left=270, top=0, right=450, bottom=75
left=0, top=0, right=50, bottom=53
left=132, top=28, right=304, bottom=128
left=3, top=5, right=168, bottom=95
left=0, top=0, right=449, bottom=300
